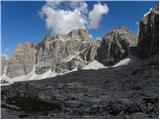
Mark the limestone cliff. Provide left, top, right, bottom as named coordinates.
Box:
left=6, top=43, right=37, bottom=78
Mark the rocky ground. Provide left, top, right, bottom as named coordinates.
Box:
left=1, top=55, right=159, bottom=119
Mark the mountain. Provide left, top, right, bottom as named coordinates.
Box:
left=1, top=7, right=159, bottom=119
left=1, top=56, right=8, bottom=75
left=6, top=43, right=37, bottom=78
left=2, top=7, right=159, bottom=82
left=138, top=7, right=159, bottom=58
left=35, top=29, right=98, bottom=74
left=5, top=29, right=100, bottom=78
left=4, top=27, right=138, bottom=81
left=97, top=27, right=138, bottom=66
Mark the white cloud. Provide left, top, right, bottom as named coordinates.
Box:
left=1, top=53, right=9, bottom=60
left=40, top=1, right=88, bottom=34
left=41, top=7, right=87, bottom=34
left=69, top=1, right=88, bottom=13
left=88, top=3, right=109, bottom=29
left=40, top=1, right=109, bottom=34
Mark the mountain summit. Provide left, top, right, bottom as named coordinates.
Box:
left=5, top=29, right=99, bottom=78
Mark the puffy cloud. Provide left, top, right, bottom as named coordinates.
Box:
left=88, top=3, right=109, bottom=29
left=41, top=7, right=87, bottom=34
left=69, top=1, right=88, bottom=13
left=40, top=1, right=109, bottom=34
left=40, top=1, right=88, bottom=34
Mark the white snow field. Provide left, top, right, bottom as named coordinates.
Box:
left=0, top=68, right=57, bottom=86
left=82, top=60, right=107, bottom=70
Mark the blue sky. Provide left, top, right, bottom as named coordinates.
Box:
left=1, top=1, right=158, bottom=58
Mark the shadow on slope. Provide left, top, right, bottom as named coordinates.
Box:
left=1, top=55, right=159, bottom=119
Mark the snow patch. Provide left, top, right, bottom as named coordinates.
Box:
left=1, top=65, right=79, bottom=86
left=82, top=60, right=106, bottom=70
left=113, top=58, right=131, bottom=67
left=61, top=54, right=77, bottom=62
left=61, top=49, right=87, bottom=63
left=144, top=8, right=152, bottom=17
left=0, top=67, right=58, bottom=86
left=1, top=58, right=133, bottom=86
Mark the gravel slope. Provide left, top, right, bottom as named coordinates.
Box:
left=1, top=55, right=159, bottom=119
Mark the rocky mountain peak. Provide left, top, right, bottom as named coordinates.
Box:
left=106, top=27, right=132, bottom=35
left=32, top=28, right=100, bottom=74
left=6, top=43, right=37, bottom=78
left=138, top=7, right=159, bottom=58
left=144, top=7, right=159, bottom=18
left=67, top=29, right=92, bottom=42
left=151, top=7, right=159, bottom=15
left=97, top=27, right=138, bottom=66
left=42, top=35, right=53, bottom=44
left=42, top=34, right=67, bottom=44
left=42, top=29, right=91, bottom=44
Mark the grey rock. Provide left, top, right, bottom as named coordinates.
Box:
left=67, top=29, right=92, bottom=42
left=138, top=7, right=159, bottom=58
left=97, top=27, right=138, bottom=66
left=4, top=29, right=100, bottom=77
left=35, top=29, right=98, bottom=74
left=6, top=43, right=37, bottom=78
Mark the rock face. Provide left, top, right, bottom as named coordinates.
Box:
left=5, top=29, right=100, bottom=77
left=35, top=29, right=98, bottom=74
left=1, top=56, right=8, bottom=75
left=86, top=41, right=100, bottom=61
left=67, top=29, right=91, bottom=42
left=97, top=27, right=137, bottom=66
left=138, top=7, right=159, bottom=58
left=6, top=43, right=37, bottom=78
